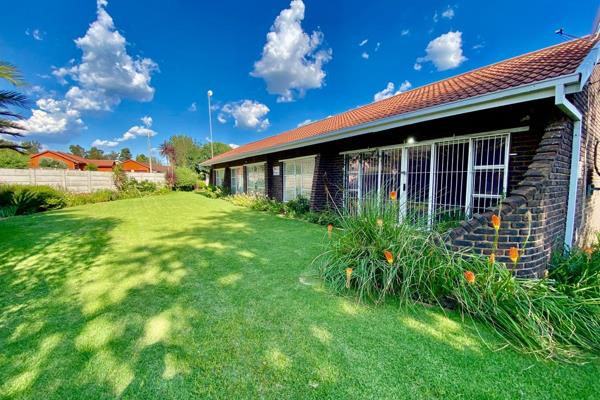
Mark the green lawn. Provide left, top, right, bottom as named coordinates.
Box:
left=1, top=192, right=599, bottom=399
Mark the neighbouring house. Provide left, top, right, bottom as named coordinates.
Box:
left=29, top=151, right=116, bottom=172
left=202, top=35, right=600, bottom=276
left=120, top=159, right=168, bottom=173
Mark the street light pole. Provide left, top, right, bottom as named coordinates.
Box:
left=147, top=131, right=153, bottom=173
left=207, top=90, right=214, bottom=159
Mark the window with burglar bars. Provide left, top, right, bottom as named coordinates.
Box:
left=247, top=163, right=266, bottom=195
left=214, top=168, right=225, bottom=187
left=343, top=132, right=511, bottom=225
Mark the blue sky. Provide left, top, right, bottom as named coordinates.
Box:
left=1, top=0, right=598, bottom=158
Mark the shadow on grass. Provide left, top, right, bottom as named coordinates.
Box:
left=1, top=201, right=599, bottom=399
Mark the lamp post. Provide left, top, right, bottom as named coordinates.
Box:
left=207, top=89, right=214, bottom=159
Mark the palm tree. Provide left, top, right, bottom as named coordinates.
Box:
left=0, top=62, right=28, bottom=153
left=159, top=141, right=177, bottom=187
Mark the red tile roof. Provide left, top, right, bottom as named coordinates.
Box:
left=32, top=151, right=117, bottom=168
left=205, top=36, right=599, bottom=165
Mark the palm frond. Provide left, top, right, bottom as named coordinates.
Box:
left=0, top=90, right=29, bottom=109
left=0, top=62, right=23, bottom=86
left=0, top=110, right=24, bottom=119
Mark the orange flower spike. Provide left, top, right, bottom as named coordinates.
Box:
left=583, top=246, right=594, bottom=260
left=491, top=214, right=501, bottom=231
left=464, top=271, right=476, bottom=284
left=489, top=253, right=496, bottom=265
left=383, top=250, right=394, bottom=265
left=345, top=267, right=353, bottom=288
left=389, top=191, right=397, bottom=201
left=376, top=218, right=383, bottom=227
left=509, top=247, right=519, bottom=264
left=327, top=223, right=333, bottom=238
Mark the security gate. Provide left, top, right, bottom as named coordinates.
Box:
left=343, top=130, right=513, bottom=226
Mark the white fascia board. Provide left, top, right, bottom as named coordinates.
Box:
left=574, top=38, right=600, bottom=91
left=279, top=154, right=317, bottom=163
left=203, top=74, right=580, bottom=166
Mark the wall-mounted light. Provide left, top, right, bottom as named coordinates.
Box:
left=406, top=137, right=416, bottom=144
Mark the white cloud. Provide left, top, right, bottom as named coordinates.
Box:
left=361, top=52, right=369, bottom=60
left=401, top=29, right=410, bottom=36
left=359, top=39, right=368, bottom=46
left=442, top=7, right=455, bottom=19
left=251, top=0, right=332, bottom=102
left=373, top=81, right=412, bottom=101
left=229, top=143, right=239, bottom=149
left=92, top=116, right=156, bottom=147
left=433, top=11, right=439, bottom=23
left=188, top=102, right=197, bottom=112
left=52, top=0, right=158, bottom=111
left=25, top=28, right=44, bottom=41
left=375, top=42, right=381, bottom=52
left=415, top=31, right=466, bottom=71
left=297, top=119, right=312, bottom=127
left=20, top=98, right=85, bottom=137
left=413, top=63, right=422, bottom=71
left=219, top=100, right=270, bottom=131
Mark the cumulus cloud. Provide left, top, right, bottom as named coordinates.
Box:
left=92, top=115, right=156, bottom=147
left=20, top=98, right=85, bottom=137
left=229, top=143, right=240, bottom=149
left=251, top=0, right=332, bottom=102
left=361, top=52, right=369, bottom=60
left=52, top=0, right=158, bottom=111
left=373, top=81, right=412, bottom=102
left=219, top=100, right=270, bottom=131
left=414, top=31, right=466, bottom=71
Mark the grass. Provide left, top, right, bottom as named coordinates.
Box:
left=0, top=192, right=599, bottom=399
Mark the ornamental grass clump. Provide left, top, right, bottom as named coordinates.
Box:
left=316, top=196, right=600, bottom=362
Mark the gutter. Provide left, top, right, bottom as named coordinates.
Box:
left=555, top=84, right=583, bottom=250
left=202, top=73, right=580, bottom=166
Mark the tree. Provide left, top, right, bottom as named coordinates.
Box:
left=21, top=140, right=41, bottom=154
left=69, top=144, right=86, bottom=157
left=0, top=62, right=28, bottom=153
left=106, top=151, right=119, bottom=160
left=87, top=147, right=105, bottom=160
left=39, top=158, right=67, bottom=169
left=84, top=163, right=98, bottom=171
left=0, top=149, right=28, bottom=168
left=169, top=135, right=202, bottom=169
left=198, top=142, right=232, bottom=164
left=159, top=141, right=176, bottom=165
left=119, top=147, right=132, bottom=161
left=136, top=153, right=149, bottom=163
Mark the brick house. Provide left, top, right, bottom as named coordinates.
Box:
left=29, top=151, right=116, bottom=171
left=202, top=36, right=600, bottom=276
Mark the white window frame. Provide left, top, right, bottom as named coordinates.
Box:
left=280, top=155, right=316, bottom=202
left=214, top=168, right=225, bottom=187
left=246, top=162, right=266, bottom=195
left=230, top=166, right=244, bottom=194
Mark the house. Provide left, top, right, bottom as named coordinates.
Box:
left=29, top=151, right=116, bottom=172
left=120, top=160, right=169, bottom=173
left=202, top=35, right=600, bottom=276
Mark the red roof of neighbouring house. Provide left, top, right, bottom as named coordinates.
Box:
left=204, top=35, right=599, bottom=165
left=31, top=151, right=117, bottom=168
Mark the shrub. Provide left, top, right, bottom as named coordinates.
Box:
left=315, top=199, right=600, bottom=362
left=196, top=184, right=227, bottom=199
left=284, top=195, right=310, bottom=216
left=174, top=167, right=198, bottom=191
left=0, top=184, right=66, bottom=215
left=39, top=158, right=68, bottom=169
left=84, top=163, right=98, bottom=171
left=0, top=149, right=29, bottom=169
left=112, top=164, right=128, bottom=191
left=64, top=189, right=118, bottom=207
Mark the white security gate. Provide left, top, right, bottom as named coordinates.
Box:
left=343, top=130, right=513, bottom=225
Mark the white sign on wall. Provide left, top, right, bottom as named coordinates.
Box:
left=273, top=166, right=280, bottom=176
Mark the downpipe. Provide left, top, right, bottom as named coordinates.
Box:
left=554, top=84, right=583, bottom=250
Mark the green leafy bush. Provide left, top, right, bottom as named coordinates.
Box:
left=0, top=185, right=66, bottom=215
left=39, top=158, right=68, bottom=169
left=174, top=167, right=198, bottom=191
left=315, top=198, right=600, bottom=362
left=84, top=163, right=98, bottom=171
left=284, top=195, right=310, bottom=216
left=0, top=149, right=29, bottom=169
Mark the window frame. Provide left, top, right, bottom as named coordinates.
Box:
left=246, top=162, right=266, bottom=195
left=280, top=155, right=316, bottom=202
left=214, top=168, right=225, bottom=187
left=230, top=166, right=244, bottom=194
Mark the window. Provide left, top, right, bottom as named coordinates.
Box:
left=214, top=168, right=225, bottom=187
left=342, top=131, right=513, bottom=225
left=247, top=163, right=265, bottom=195
left=230, top=167, right=244, bottom=194
left=283, top=156, right=315, bottom=201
